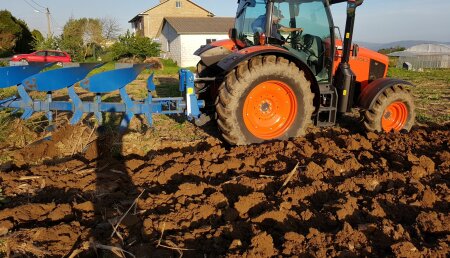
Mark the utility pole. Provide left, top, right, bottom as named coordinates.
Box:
left=46, top=7, right=52, bottom=38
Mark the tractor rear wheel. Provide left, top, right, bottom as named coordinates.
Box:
left=195, top=60, right=208, bottom=93
left=195, top=60, right=220, bottom=111
left=363, top=84, right=415, bottom=132
left=215, top=55, right=314, bottom=145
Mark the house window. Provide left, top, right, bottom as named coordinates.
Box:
left=206, top=39, right=217, bottom=44
left=176, top=1, right=182, bottom=8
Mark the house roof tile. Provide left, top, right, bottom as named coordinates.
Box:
left=164, top=17, right=235, bottom=34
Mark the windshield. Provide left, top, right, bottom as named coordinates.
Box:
left=235, top=0, right=333, bottom=82
left=276, top=1, right=330, bottom=38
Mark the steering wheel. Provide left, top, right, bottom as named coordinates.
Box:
left=286, top=30, right=301, bottom=43
left=302, top=34, right=318, bottom=58
left=286, top=30, right=304, bottom=50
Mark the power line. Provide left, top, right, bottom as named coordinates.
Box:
left=22, top=0, right=45, bottom=12
left=22, top=0, right=52, bottom=37
left=30, top=0, right=46, bottom=9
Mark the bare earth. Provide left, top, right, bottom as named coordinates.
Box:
left=0, top=114, right=449, bottom=257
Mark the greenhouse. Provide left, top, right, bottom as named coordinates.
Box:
left=389, top=44, right=450, bottom=69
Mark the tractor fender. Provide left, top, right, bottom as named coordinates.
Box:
left=217, top=46, right=318, bottom=87
left=197, top=45, right=234, bottom=67
left=194, top=39, right=237, bottom=56
left=194, top=44, right=216, bottom=56
left=358, top=78, right=414, bottom=110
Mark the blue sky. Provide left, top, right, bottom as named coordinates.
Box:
left=1, top=0, right=450, bottom=43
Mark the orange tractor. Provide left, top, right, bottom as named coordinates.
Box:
left=194, top=0, right=415, bottom=145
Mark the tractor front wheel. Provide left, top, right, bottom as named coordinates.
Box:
left=215, top=55, right=314, bottom=145
left=363, top=84, right=415, bottom=132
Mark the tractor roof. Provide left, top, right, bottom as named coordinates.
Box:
left=329, top=0, right=348, bottom=4
left=244, top=0, right=348, bottom=6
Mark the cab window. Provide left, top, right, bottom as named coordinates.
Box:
left=275, top=0, right=332, bottom=82
left=35, top=51, right=46, bottom=56
left=235, top=0, right=268, bottom=45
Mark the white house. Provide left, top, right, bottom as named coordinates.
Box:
left=158, top=17, right=235, bottom=67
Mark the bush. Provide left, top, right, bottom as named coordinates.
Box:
left=110, top=31, right=160, bottom=60
left=32, top=34, right=60, bottom=51
left=378, top=46, right=405, bottom=55
left=0, top=10, right=34, bottom=56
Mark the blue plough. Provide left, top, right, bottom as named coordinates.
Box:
left=0, top=62, right=204, bottom=130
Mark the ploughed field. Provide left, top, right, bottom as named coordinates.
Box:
left=0, top=117, right=448, bottom=257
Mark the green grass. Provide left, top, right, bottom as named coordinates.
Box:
left=154, top=59, right=180, bottom=75
left=0, top=87, right=18, bottom=99
left=88, top=62, right=116, bottom=76
left=388, top=67, right=450, bottom=124
left=388, top=67, right=450, bottom=84
left=0, top=111, right=13, bottom=143
left=154, top=77, right=180, bottom=97
left=85, top=59, right=184, bottom=77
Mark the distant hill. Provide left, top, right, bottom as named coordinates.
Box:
left=355, top=40, right=450, bottom=51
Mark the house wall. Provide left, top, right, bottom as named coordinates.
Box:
left=160, top=26, right=229, bottom=67
left=131, top=17, right=146, bottom=36
left=142, top=0, right=212, bottom=39
left=179, top=34, right=229, bottom=67
left=159, top=23, right=181, bottom=61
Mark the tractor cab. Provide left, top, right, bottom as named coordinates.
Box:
left=235, top=0, right=334, bottom=82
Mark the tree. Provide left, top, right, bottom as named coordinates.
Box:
left=32, top=29, right=44, bottom=44
left=0, top=10, right=34, bottom=56
left=101, top=17, right=121, bottom=41
left=32, top=30, right=60, bottom=51
left=31, top=29, right=59, bottom=50
left=14, top=19, right=34, bottom=54
left=110, top=31, right=160, bottom=60
left=60, top=17, right=104, bottom=61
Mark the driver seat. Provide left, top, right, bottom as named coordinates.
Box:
left=303, top=34, right=325, bottom=75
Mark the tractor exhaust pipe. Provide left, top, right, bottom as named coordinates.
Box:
left=335, top=0, right=364, bottom=114
left=341, top=0, right=363, bottom=64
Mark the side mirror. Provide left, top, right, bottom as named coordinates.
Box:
left=334, top=26, right=342, bottom=41
left=352, top=44, right=359, bottom=57
left=229, top=28, right=238, bottom=41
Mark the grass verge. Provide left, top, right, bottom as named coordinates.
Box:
left=388, top=67, right=450, bottom=124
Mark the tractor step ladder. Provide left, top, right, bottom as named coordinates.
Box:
left=315, top=84, right=338, bottom=127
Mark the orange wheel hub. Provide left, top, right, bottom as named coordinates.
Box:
left=382, top=102, right=408, bottom=132
left=243, top=80, right=297, bottom=139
